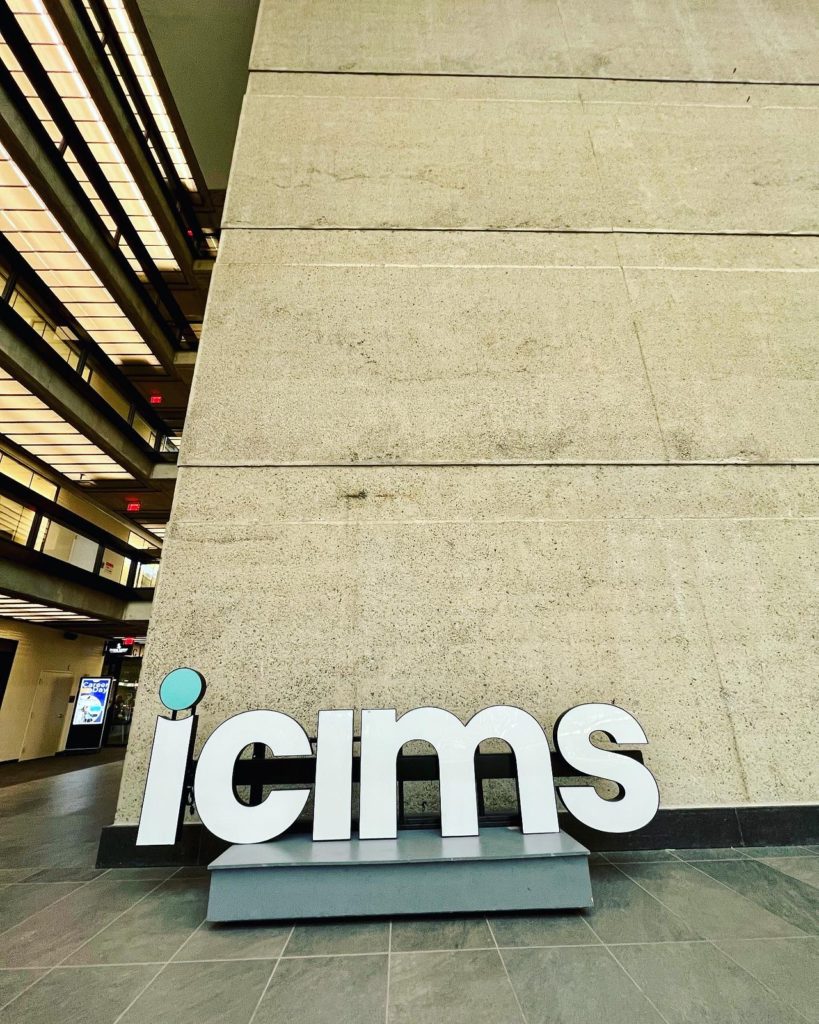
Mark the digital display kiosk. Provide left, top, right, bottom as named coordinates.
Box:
left=64, top=677, right=113, bottom=751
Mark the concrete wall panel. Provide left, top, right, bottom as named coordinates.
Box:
left=252, top=0, right=818, bottom=83
left=225, top=75, right=819, bottom=232
left=181, top=231, right=818, bottom=465
left=117, top=1, right=818, bottom=838
left=115, top=465, right=817, bottom=821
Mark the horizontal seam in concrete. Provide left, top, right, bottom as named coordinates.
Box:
left=179, top=461, right=819, bottom=469
left=215, top=263, right=819, bottom=273
left=220, top=226, right=819, bottom=238
left=172, top=518, right=819, bottom=526
left=247, top=94, right=817, bottom=111
left=249, top=68, right=819, bottom=88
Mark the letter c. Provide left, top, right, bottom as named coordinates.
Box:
left=194, top=710, right=311, bottom=844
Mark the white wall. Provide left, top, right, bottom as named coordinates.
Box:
left=0, top=620, right=105, bottom=762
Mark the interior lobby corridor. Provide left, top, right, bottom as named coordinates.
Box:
left=0, top=761, right=815, bottom=1024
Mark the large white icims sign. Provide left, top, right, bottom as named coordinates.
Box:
left=136, top=669, right=660, bottom=847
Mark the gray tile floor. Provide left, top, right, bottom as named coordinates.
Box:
left=0, top=761, right=816, bottom=1023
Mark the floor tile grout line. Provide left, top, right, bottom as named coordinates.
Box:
left=2, top=935, right=815, bottom=973
left=52, top=877, right=173, bottom=969
left=7, top=873, right=182, bottom=887
left=16, top=869, right=111, bottom=885
left=385, top=920, right=392, bottom=1024
left=167, top=917, right=208, bottom=963
left=248, top=925, right=296, bottom=1024
left=0, top=874, right=102, bottom=943
left=679, top=859, right=813, bottom=934
left=0, top=967, right=54, bottom=1014
left=0, top=876, right=169, bottom=1013
left=704, top=938, right=812, bottom=1023
left=109, top=907, right=214, bottom=1024
left=607, top=862, right=705, bottom=936
left=603, top=944, right=674, bottom=1024
left=109, top=964, right=170, bottom=1024
left=486, top=917, right=529, bottom=1024
left=576, top=911, right=604, bottom=946
left=275, top=949, right=390, bottom=959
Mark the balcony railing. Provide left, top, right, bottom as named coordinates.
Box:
left=0, top=476, right=160, bottom=592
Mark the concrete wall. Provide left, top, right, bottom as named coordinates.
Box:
left=0, top=621, right=104, bottom=762
left=115, top=0, right=818, bottom=823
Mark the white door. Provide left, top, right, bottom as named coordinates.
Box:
left=20, top=671, right=74, bottom=760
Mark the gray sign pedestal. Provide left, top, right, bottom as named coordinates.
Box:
left=207, top=828, right=592, bottom=922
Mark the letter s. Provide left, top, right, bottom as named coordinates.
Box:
left=554, top=704, right=659, bottom=833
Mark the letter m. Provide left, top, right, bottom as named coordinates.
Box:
left=359, top=707, right=558, bottom=839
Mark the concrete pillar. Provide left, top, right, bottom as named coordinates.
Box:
left=115, top=0, right=818, bottom=825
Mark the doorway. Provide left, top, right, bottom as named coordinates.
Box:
left=0, top=638, right=18, bottom=711
left=19, top=671, right=74, bottom=760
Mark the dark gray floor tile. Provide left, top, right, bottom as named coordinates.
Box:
left=761, top=856, right=819, bottom=889
left=676, top=848, right=750, bottom=861
left=488, top=911, right=598, bottom=948
left=0, top=765, right=120, bottom=873
left=173, top=921, right=292, bottom=961
left=0, top=971, right=45, bottom=1011
left=614, top=941, right=807, bottom=1024
left=172, top=867, right=209, bottom=878
left=0, top=879, right=160, bottom=968
left=583, top=866, right=699, bottom=943
left=120, top=959, right=273, bottom=1024
left=391, top=916, right=493, bottom=951
left=389, top=949, right=522, bottom=1024
left=620, top=862, right=804, bottom=939
left=285, top=920, right=389, bottom=956
left=66, top=878, right=209, bottom=965
left=0, top=882, right=81, bottom=933
left=503, top=946, right=664, bottom=1024
left=256, top=954, right=387, bottom=1024
left=102, top=867, right=179, bottom=881
left=21, top=868, right=106, bottom=884
left=0, top=871, right=34, bottom=884
left=602, top=850, right=681, bottom=862
left=715, top=937, right=819, bottom=1021
left=0, top=965, right=157, bottom=1024
left=693, top=859, right=818, bottom=935
left=744, top=846, right=816, bottom=858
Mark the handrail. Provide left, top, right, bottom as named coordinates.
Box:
left=0, top=475, right=160, bottom=562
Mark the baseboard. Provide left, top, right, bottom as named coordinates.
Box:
left=96, top=803, right=819, bottom=868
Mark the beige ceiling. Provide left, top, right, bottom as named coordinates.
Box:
left=136, top=0, right=260, bottom=192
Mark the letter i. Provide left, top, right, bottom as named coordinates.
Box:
left=312, top=710, right=354, bottom=841
left=136, top=668, right=207, bottom=846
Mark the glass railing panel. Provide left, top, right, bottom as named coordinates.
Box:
left=99, top=546, right=131, bottom=585
left=0, top=451, right=58, bottom=501
left=133, top=561, right=158, bottom=588
left=131, top=412, right=155, bottom=446
left=87, top=369, right=130, bottom=419
left=39, top=520, right=98, bottom=572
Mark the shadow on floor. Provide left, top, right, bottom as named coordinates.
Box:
left=0, top=747, right=125, bottom=788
